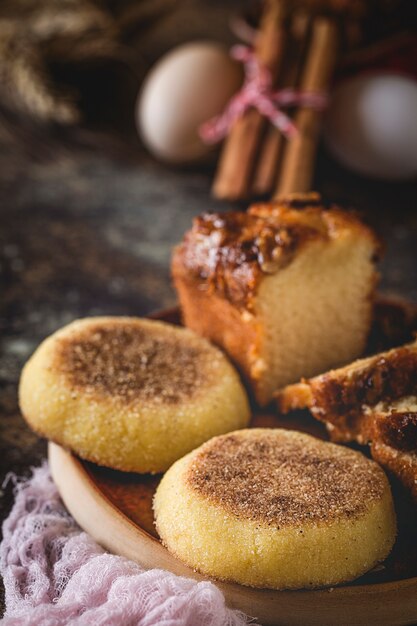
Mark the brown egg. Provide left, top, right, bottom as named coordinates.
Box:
left=137, top=42, right=243, bottom=163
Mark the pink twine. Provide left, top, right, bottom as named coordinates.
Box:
left=199, top=45, right=328, bottom=143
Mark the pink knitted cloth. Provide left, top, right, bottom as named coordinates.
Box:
left=1, top=464, right=251, bottom=626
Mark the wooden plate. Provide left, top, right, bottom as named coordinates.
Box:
left=49, top=303, right=417, bottom=626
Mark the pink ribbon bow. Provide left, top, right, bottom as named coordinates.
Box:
left=199, top=45, right=328, bottom=144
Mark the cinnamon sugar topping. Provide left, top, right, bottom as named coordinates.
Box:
left=188, top=430, right=386, bottom=526
left=54, top=320, right=213, bottom=404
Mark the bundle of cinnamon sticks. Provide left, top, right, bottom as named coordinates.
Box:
left=212, top=0, right=339, bottom=201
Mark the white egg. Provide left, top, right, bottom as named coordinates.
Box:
left=137, top=42, right=243, bottom=163
left=324, top=73, right=417, bottom=180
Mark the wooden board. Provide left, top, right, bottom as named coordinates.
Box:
left=49, top=303, right=417, bottom=626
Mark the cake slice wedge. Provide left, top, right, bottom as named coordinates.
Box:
left=276, top=339, right=417, bottom=500
left=173, top=193, right=380, bottom=405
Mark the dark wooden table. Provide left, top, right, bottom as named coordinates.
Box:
left=1, top=14, right=417, bottom=614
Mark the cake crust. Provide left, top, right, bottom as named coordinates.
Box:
left=173, top=193, right=380, bottom=312
left=276, top=339, right=417, bottom=501
left=276, top=339, right=417, bottom=438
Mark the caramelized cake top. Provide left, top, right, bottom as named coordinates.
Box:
left=374, top=411, right=417, bottom=452
left=279, top=340, right=417, bottom=437
left=173, top=193, right=380, bottom=310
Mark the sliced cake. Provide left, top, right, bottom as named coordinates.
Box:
left=173, top=193, right=380, bottom=405
left=276, top=339, right=417, bottom=499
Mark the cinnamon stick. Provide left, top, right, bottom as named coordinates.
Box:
left=274, top=17, right=338, bottom=197
left=252, top=11, right=310, bottom=196
left=212, top=0, right=288, bottom=201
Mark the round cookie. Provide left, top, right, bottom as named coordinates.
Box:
left=19, top=317, right=250, bottom=473
left=154, top=429, right=396, bottom=589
